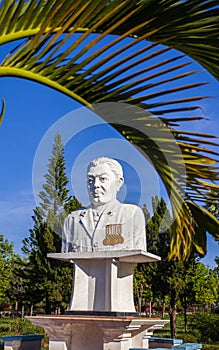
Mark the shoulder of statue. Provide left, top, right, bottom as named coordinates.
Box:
left=120, top=203, right=141, bottom=211
left=121, top=203, right=144, bottom=216
left=69, top=207, right=86, bottom=217
left=73, top=206, right=86, bottom=212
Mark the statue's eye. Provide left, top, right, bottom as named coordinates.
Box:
left=88, top=177, right=94, bottom=184
left=100, top=176, right=108, bottom=182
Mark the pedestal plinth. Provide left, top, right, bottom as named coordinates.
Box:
left=36, top=250, right=165, bottom=349
left=27, top=314, right=168, bottom=350
left=48, top=250, right=160, bottom=313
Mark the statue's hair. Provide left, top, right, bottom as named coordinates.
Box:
left=87, top=157, right=123, bottom=179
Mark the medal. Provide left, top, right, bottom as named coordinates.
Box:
left=103, top=224, right=124, bottom=246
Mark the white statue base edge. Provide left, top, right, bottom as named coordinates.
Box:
left=27, top=314, right=168, bottom=350
left=48, top=250, right=160, bottom=313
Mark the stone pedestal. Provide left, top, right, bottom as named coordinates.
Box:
left=27, top=315, right=168, bottom=350
left=48, top=250, right=160, bottom=313
left=30, top=250, right=166, bottom=349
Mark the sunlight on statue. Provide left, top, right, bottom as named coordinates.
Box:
left=62, top=157, right=146, bottom=253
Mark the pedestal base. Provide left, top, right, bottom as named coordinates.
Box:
left=27, top=315, right=168, bottom=350
left=71, top=259, right=136, bottom=312
left=48, top=250, right=160, bottom=313
left=65, top=310, right=139, bottom=317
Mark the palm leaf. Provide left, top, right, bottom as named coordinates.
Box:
left=0, top=98, right=6, bottom=125
left=0, top=0, right=219, bottom=259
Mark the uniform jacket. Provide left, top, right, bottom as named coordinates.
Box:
left=62, top=200, right=146, bottom=252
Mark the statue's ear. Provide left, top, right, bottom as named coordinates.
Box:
left=117, top=177, right=124, bottom=191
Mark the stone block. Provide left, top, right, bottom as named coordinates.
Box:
left=1, top=334, right=44, bottom=350
left=149, top=337, right=183, bottom=348
left=172, top=343, right=202, bottom=350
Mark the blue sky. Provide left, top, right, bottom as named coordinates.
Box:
left=0, top=41, right=219, bottom=267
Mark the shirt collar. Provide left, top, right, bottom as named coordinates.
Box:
left=88, top=199, right=120, bottom=215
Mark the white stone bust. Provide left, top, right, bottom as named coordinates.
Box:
left=62, top=157, right=146, bottom=252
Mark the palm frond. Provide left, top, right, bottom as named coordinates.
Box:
left=0, top=0, right=219, bottom=259
left=0, top=97, right=6, bottom=125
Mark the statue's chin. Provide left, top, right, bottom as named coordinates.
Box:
left=91, top=199, right=106, bottom=207
left=90, top=197, right=109, bottom=207
left=90, top=194, right=117, bottom=207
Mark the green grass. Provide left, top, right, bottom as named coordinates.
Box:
left=153, top=314, right=186, bottom=338
left=203, top=346, right=219, bottom=350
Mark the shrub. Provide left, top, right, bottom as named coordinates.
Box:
left=0, top=324, right=9, bottom=335
left=188, top=312, right=219, bottom=343
left=180, top=332, right=200, bottom=343
left=0, top=317, right=44, bottom=337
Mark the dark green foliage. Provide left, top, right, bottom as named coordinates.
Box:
left=214, top=257, right=219, bottom=279
left=188, top=312, right=219, bottom=343
left=6, top=256, right=28, bottom=312
left=0, top=235, right=17, bottom=304
left=137, top=196, right=219, bottom=339
left=138, top=196, right=197, bottom=338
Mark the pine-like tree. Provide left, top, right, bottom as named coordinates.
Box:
left=22, top=133, right=81, bottom=314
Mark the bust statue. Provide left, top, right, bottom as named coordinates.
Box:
left=62, top=157, right=146, bottom=253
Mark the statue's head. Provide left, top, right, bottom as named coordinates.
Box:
left=87, top=157, right=124, bottom=207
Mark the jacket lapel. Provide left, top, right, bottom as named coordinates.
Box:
left=91, top=200, right=121, bottom=238
left=79, top=209, right=94, bottom=239
left=79, top=201, right=122, bottom=241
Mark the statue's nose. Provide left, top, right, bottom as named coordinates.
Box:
left=94, top=177, right=100, bottom=188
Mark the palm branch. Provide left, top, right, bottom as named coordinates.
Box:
left=0, top=0, right=219, bottom=260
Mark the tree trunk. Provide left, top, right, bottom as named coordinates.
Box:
left=169, top=290, right=177, bottom=338
left=139, top=296, right=142, bottom=314
left=21, top=305, right=25, bottom=319
left=162, top=301, right=165, bottom=318
left=149, top=300, right=152, bottom=318
left=30, top=304, right=34, bottom=316
left=45, top=296, right=51, bottom=314
left=183, top=295, right=187, bottom=333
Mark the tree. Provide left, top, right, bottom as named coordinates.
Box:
left=214, top=257, right=219, bottom=278
left=140, top=196, right=219, bottom=337
left=0, top=0, right=219, bottom=260
left=134, top=267, right=152, bottom=315
left=213, top=258, right=219, bottom=308
left=7, top=255, right=28, bottom=317
left=205, top=189, right=219, bottom=277
left=0, top=235, right=15, bottom=304
left=190, top=263, right=218, bottom=310
left=22, top=133, right=81, bottom=314
left=183, top=263, right=219, bottom=341
left=140, top=197, right=196, bottom=338
left=0, top=235, right=30, bottom=314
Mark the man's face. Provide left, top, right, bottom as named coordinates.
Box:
left=87, top=163, right=123, bottom=207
